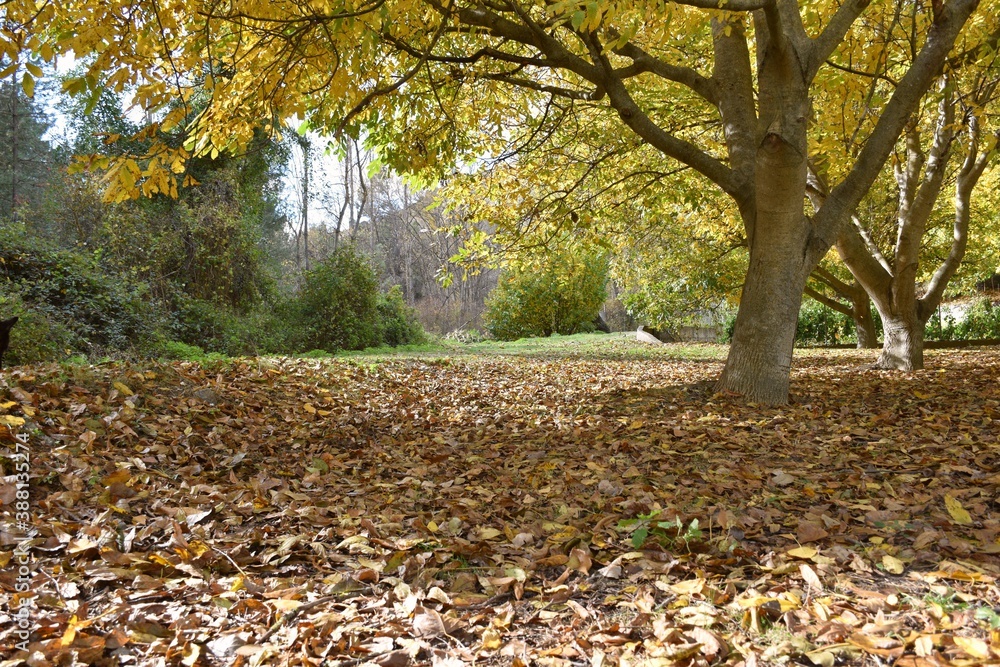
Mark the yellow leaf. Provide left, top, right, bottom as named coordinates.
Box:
left=481, top=627, right=502, bottom=650
left=21, top=72, right=34, bottom=97
left=0, top=415, right=25, bottom=426
left=303, top=403, right=317, bottom=414
left=426, top=520, right=438, bottom=532
left=670, top=578, right=705, bottom=596
left=270, top=599, right=302, bottom=612
left=914, top=635, right=934, bottom=657
left=738, top=595, right=771, bottom=608
left=0, top=401, right=15, bottom=409
left=944, top=494, right=973, bottom=525
left=113, top=381, right=134, bottom=396
left=476, top=527, right=502, bottom=540
left=787, top=546, right=817, bottom=560
left=181, top=642, right=201, bottom=667
left=953, top=636, right=990, bottom=659
left=882, top=554, right=905, bottom=574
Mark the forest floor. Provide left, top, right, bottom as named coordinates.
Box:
left=1, top=334, right=999, bottom=667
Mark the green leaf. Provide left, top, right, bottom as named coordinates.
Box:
left=21, top=72, right=35, bottom=98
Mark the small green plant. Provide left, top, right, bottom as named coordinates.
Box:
left=923, top=588, right=970, bottom=613
left=300, top=349, right=333, bottom=358
left=975, top=606, right=1000, bottom=629
left=617, top=512, right=703, bottom=551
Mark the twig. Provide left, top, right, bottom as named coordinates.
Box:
left=210, top=545, right=249, bottom=577
left=258, top=592, right=353, bottom=643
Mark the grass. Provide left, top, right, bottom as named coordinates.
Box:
left=335, top=332, right=730, bottom=362
left=69, top=330, right=912, bottom=366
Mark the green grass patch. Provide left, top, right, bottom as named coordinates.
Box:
left=333, top=332, right=729, bottom=362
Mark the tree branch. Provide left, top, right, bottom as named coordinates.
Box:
left=612, top=41, right=719, bottom=106
left=479, top=72, right=605, bottom=100
left=810, top=0, right=980, bottom=259
left=804, top=283, right=853, bottom=317
left=920, top=123, right=997, bottom=316
left=671, top=0, right=770, bottom=9
left=594, top=65, right=742, bottom=200
left=455, top=5, right=599, bottom=81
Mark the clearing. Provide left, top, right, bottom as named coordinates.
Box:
left=1, top=334, right=998, bottom=666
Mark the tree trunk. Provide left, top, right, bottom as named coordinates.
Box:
left=718, top=255, right=807, bottom=403
left=852, top=293, right=878, bottom=349
left=876, top=311, right=924, bottom=370
left=717, top=131, right=811, bottom=404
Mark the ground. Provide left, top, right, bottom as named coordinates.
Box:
left=1, top=333, right=998, bottom=666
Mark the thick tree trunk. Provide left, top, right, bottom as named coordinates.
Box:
left=717, top=130, right=811, bottom=405
left=876, top=311, right=925, bottom=370
left=717, top=248, right=808, bottom=403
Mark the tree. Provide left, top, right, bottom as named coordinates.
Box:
left=12, top=0, right=987, bottom=403
left=0, top=72, right=54, bottom=221
left=804, top=264, right=878, bottom=349
left=808, top=55, right=1000, bottom=368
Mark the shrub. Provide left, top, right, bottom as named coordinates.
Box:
left=0, top=289, right=77, bottom=364
left=157, top=340, right=226, bottom=362
left=795, top=300, right=856, bottom=346
left=289, top=245, right=382, bottom=352
left=952, top=298, right=1000, bottom=339
left=377, top=286, right=424, bottom=347
left=0, top=224, right=156, bottom=359
left=163, top=297, right=306, bottom=356
left=484, top=247, right=608, bottom=341
left=720, top=301, right=865, bottom=346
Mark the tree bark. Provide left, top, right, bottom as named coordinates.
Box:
left=717, top=242, right=808, bottom=403
left=876, top=310, right=925, bottom=370
left=717, top=129, right=811, bottom=404
left=853, top=294, right=878, bottom=349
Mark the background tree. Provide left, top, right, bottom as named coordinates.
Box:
left=12, top=0, right=989, bottom=402
left=0, top=70, right=55, bottom=221
left=808, top=34, right=1000, bottom=369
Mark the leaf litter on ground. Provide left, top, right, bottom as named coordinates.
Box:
left=1, top=338, right=999, bottom=666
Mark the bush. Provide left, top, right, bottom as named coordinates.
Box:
left=719, top=300, right=865, bottom=346
left=0, top=224, right=156, bottom=359
left=0, top=290, right=77, bottom=364
left=377, top=286, right=424, bottom=347
left=287, top=245, right=403, bottom=352
left=484, top=247, right=608, bottom=341
left=795, top=300, right=857, bottom=346
left=167, top=295, right=242, bottom=353
left=157, top=340, right=226, bottom=362
left=950, top=299, right=1000, bottom=339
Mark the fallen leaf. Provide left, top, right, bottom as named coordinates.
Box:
left=944, top=494, right=973, bottom=525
